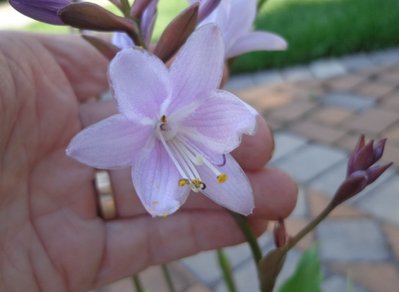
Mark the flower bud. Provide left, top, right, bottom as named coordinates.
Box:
left=331, top=171, right=368, bottom=207
left=10, top=0, right=70, bottom=24
left=273, top=220, right=288, bottom=248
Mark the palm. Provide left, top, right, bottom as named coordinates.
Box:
left=0, top=32, right=296, bottom=291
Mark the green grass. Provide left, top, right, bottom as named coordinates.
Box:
left=18, top=0, right=399, bottom=73
left=232, top=0, right=399, bottom=73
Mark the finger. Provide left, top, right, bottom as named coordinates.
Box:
left=94, top=211, right=268, bottom=287
left=34, top=34, right=109, bottom=101
left=79, top=102, right=275, bottom=170
left=232, top=116, right=274, bottom=170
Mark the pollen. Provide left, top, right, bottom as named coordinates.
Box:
left=217, top=173, right=228, bottom=183
left=161, top=115, right=167, bottom=124
left=178, top=179, right=190, bottom=187
left=192, top=178, right=203, bottom=189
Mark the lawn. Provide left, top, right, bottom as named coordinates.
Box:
left=18, top=0, right=399, bottom=73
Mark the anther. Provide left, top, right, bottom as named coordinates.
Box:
left=161, top=115, right=167, bottom=124
left=217, top=173, right=228, bottom=183
left=178, top=179, right=190, bottom=187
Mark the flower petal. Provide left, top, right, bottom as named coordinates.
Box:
left=132, top=140, right=190, bottom=217
left=181, top=89, right=257, bottom=154
left=10, top=0, right=69, bottom=25
left=223, top=0, right=256, bottom=43
left=166, top=24, right=224, bottom=115
left=109, top=48, right=171, bottom=121
left=112, top=32, right=134, bottom=49
left=227, top=31, right=288, bottom=58
left=198, top=154, right=254, bottom=215
left=66, top=114, right=152, bottom=169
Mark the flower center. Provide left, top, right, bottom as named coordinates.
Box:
left=156, top=115, right=228, bottom=192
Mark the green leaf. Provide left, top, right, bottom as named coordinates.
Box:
left=278, top=246, right=322, bottom=292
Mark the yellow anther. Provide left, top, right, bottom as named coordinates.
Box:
left=161, top=115, right=167, bottom=124
left=161, top=214, right=168, bottom=218
left=217, top=173, right=228, bottom=183
left=178, top=179, right=190, bottom=187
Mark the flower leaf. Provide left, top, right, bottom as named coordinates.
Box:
left=82, top=35, right=120, bottom=60
left=59, top=2, right=140, bottom=41
left=278, top=246, right=322, bottom=292
left=259, top=247, right=287, bottom=292
left=153, top=3, right=198, bottom=62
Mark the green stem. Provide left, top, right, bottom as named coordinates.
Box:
left=229, top=212, right=262, bottom=263
left=217, top=249, right=237, bottom=292
left=161, top=264, right=176, bottom=292
left=132, top=275, right=144, bottom=292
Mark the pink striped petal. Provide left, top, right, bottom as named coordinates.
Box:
left=181, top=89, right=257, bottom=154
left=166, top=24, right=224, bottom=115
left=227, top=31, right=288, bottom=58
left=132, top=140, right=190, bottom=217
left=198, top=154, right=254, bottom=215
left=66, top=114, right=152, bottom=169
left=109, top=48, right=171, bottom=121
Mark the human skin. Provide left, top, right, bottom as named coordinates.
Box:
left=0, top=32, right=297, bottom=292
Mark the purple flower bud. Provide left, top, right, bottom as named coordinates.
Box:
left=373, top=138, right=387, bottom=162
left=366, top=162, right=393, bottom=184
left=196, top=0, right=222, bottom=22
left=10, top=0, right=70, bottom=25
left=332, top=171, right=368, bottom=207
left=273, top=220, right=288, bottom=248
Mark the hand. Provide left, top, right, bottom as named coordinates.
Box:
left=0, top=32, right=297, bottom=292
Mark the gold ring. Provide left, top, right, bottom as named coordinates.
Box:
left=95, top=170, right=117, bottom=220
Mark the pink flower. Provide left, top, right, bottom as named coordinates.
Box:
left=67, top=25, right=257, bottom=217
left=192, top=0, right=287, bottom=58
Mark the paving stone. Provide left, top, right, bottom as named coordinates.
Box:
left=308, top=107, right=354, bottom=126
left=252, top=69, right=284, bottom=86
left=286, top=219, right=314, bottom=250
left=320, top=92, right=376, bottom=110
left=282, top=66, right=314, bottom=81
left=345, top=108, right=399, bottom=135
left=326, top=74, right=366, bottom=91
left=308, top=190, right=367, bottom=219
left=383, top=224, right=399, bottom=262
left=357, top=176, right=399, bottom=225
left=309, top=161, right=347, bottom=197
left=377, top=69, right=399, bottom=84
left=238, top=86, right=293, bottom=111
left=332, top=263, right=399, bottom=292
left=181, top=251, right=221, bottom=285
left=271, top=132, right=308, bottom=162
left=185, top=284, right=212, bottom=292
left=384, top=124, right=399, bottom=145
left=274, top=144, right=346, bottom=183
left=214, top=258, right=260, bottom=292
left=369, top=48, right=399, bottom=65
left=318, top=219, right=389, bottom=261
left=224, top=74, right=256, bottom=91
left=381, top=143, right=399, bottom=167
left=323, top=275, right=366, bottom=292
left=268, top=100, right=317, bottom=124
left=289, top=187, right=308, bottom=219
left=310, top=59, right=347, bottom=79
left=290, top=120, right=347, bottom=144
left=353, top=82, right=396, bottom=99
left=340, top=53, right=375, bottom=72
left=381, top=93, right=399, bottom=110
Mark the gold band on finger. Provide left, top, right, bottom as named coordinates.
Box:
left=95, top=170, right=117, bottom=220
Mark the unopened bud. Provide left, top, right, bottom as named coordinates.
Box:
left=366, top=162, right=393, bottom=184
left=273, top=220, right=288, bottom=248
left=197, top=0, right=222, bottom=22
left=331, top=171, right=368, bottom=207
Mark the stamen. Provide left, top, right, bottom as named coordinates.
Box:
left=217, top=173, right=228, bottom=184
left=217, top=154, right=227, bottom=167
left=178, top=179, right=190, bottom=187
left=161, top=115, right=167, bottom=124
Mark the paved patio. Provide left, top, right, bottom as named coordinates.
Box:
left=100, top=48, right=399, bottom=292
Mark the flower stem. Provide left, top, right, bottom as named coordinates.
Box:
left=161, top=264, right=176, bottom=292
left=132, top=275, right=144, bottom=292
left=217, top=249, right=237, bottom=292
left=229, top=211, right=262, bottom=263
left=285, top=202, right=335, bottom=251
